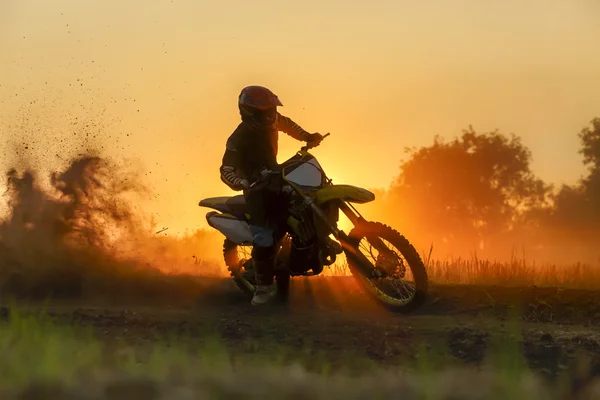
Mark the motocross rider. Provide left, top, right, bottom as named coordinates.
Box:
left=220, top=85, right=324, bottom=306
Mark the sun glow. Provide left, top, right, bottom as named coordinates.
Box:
left=337, top=212, right=354, bottom=234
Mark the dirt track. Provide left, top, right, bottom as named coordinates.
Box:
left=7, top=276, right=600, bottom=379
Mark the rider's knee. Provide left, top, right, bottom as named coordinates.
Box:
left=250, top=226, right=275, bottom=248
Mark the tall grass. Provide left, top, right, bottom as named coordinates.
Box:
left=319, top=256, right=600, bottom=289
left=425, top=258, right=600, bottom=288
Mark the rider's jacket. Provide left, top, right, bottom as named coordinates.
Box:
left=220, top=113, right=310, bottom=191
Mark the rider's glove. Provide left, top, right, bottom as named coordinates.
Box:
left=259, top=168, right=271, bottom=178
left=282, top=185, right=294, bottom=195
left=306, top=133, right=324, bottom=147
left=239, top=179, right=250, bottom=190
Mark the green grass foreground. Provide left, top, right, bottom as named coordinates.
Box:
left=0, top=307, right=599, bottom=400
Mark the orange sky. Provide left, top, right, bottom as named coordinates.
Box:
left=1, top=0, right=599, bottom=235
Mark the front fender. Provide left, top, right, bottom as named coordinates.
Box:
left=315, top=184, right=375, bottom=205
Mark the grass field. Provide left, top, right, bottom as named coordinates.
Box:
left=2, top=253, right=600, bottom=399
left=1, top=305, right=599, bottom=400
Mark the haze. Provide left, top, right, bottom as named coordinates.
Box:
left=1, top=0, right=599, bottom=235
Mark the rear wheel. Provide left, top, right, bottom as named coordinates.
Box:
left=223, top=239, right=256, bottom=298
left=346, top=221, right=428, bottom=312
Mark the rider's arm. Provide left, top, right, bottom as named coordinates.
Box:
left=220, top=138, right=248, bottom=191
left=276, top=113, right=311, bottom=141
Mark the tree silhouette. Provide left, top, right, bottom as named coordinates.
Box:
left=579, top=117, right=600, bottom=171
left=547, top=118, right=600, bottom=235
left=579, top=118, right=600, bottom=209
left=388, top=126, right=549, bottom=251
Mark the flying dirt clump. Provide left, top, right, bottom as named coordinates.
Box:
left=0, top=155, right=215, bottom=304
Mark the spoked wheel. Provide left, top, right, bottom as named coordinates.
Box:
left=223, top=238, right=292, bottom=302
left=347, top=221, right=428, bottom=312
left=223, top=239, right=256, bottom=298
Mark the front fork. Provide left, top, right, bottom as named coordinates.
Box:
left=339, top=202, right=397, bottom=279
left=303, top=196, right=381, bottom=278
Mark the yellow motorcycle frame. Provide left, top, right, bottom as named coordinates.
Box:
left=275, top=135, right=389, bottom=275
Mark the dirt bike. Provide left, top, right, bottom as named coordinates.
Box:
left=199, top=134, right=429, bottom=312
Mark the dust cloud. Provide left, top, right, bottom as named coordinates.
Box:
left=0, top=153, right=225, bottom=303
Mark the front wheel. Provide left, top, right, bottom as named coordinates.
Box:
left=346, top=221, right=428, bottom=312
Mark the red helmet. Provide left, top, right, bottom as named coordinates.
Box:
left=238, top=85, right=283, bottom=129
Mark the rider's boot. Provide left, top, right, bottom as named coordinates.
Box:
left=252, top=283, right=277, bottom=306
left=251, top=247, right=277, bottom=306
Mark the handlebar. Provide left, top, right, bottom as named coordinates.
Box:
left=300, top=132, right=330, bottom=152
left=249, top=168, right=280, bottom=189
left=249, top=133, right=331, bottom=189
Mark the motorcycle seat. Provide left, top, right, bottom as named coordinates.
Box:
left=225, top=195, right=249, bottom=219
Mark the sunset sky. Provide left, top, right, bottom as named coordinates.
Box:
left=1, top=0, right=599, bottom=235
